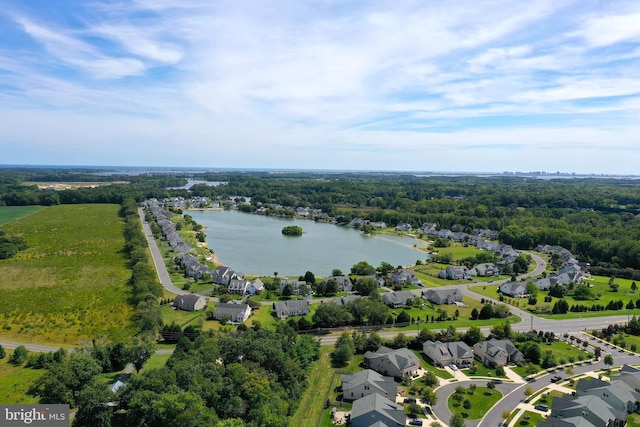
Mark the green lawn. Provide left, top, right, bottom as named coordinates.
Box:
left=627, top=413, right=640, bottom=427
left=514, top=410, right=544, bottom=427
left=289, top=346, right=335, bottom=427
left=447, top=386, right=502, bottom=420
left=0, top=350, right=44, bottom=404
left=0, top=204, right=135, bottom=346
left=141, top=353, right=171, bottom=372
left=0, top=206, right=45, bottom=226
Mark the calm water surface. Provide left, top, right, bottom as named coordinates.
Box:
left=189, top=210, right=428, bottom=276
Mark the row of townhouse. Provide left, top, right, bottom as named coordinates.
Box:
left=422, top=338, right=524, bottom=368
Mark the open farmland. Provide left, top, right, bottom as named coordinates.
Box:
left=0, top=204, right=134, bottom=345
left=0, top=206, right=44, bottom=226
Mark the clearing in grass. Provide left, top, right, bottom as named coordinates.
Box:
left=0, top=204, right=135, bottom=346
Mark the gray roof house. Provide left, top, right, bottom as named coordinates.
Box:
left=438, top=266, right=471, bottom=280
left=272, top=300, right=310, bottom=318
left=363, top=346, right=420, bottom=378
left=228, top=278, right=250, bottom=294
left=248, top=278, right=264, bottom=295
left=279, top=280, right=307, bottom=295
left=381, top=291, right=415, bottom=308
left=323, top=275, right=353, bottom=292
left=212, top=266, right=239, bottom=285
left=473, top=339, right=524, bottom=367
left=615, top=364, right=640, bottom=392
left=499, top=281, right=528, bottom=297
left=341, top=369, right=397, bottom=402
left=543, top=394, right=626, bottom=427
left=423, top=288, right=463, bottom=305
left=576, top=378, right=640, bottom=414
left=391, top=269, right=422, bottom=286
left=469, top=263, right=500, bottom=277
left=423, top=340, right=473, bottom=368
left=172, top=294, right=207, bottom=312
left=350, top=393, right=405, bottom=427
left=212, top=303, right=251, bottom=324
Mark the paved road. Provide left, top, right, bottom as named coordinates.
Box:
left=137, top=208, right=188, bottom=296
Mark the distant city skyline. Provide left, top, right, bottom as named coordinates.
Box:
left=1, top=1, right=639, bottom=174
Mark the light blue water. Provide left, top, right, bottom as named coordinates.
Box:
left=189, top=210, right=429, bottom=277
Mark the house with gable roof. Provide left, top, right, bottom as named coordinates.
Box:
left=211, top=303, right=251, bottom=324
left=248, top=278, right=264, bottom=295
left=499, top=281, right=528, bottom=297
left=469, top=263, right=500, bottom=277
left=322, top=275, right=353, bottom=292
left=423, top=340, right=473, bottom=368
left=341, top=369, right=397, bottom=402
left=473, top=339, right=523, bottom=367
left=228, top=278, right=251, bottom=294
left=423, top=288, right=463, bottom=305
left=212, top=266, right=240, bottom=285
left=363, top=346, right=420, bottom=378
left=350, top=393, right=405, bottom=427
left=381, top=291, right=415, bottom=308
left=272, top=300, right=310, bottom=318
left=172, top=294, right=207, bottom=312
left=390, top=268, right=422, bottom=286
left=438, top=266, right=471, bottom=280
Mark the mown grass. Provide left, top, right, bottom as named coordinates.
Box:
left=141, top=353, right=171, bottom=373
left=0, top=204, right=135, bottom=346
left=514, top=410, right=544, bottom=427
left=289, top=346, right=334, bottom=427
left=447, top=386, right=502, bottom=420
left=0, top=206, right=45, bottom=226
left=0, top=350, right=44, bottom=404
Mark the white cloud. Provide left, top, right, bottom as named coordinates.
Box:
left=15, top=16, right=146, bottom=79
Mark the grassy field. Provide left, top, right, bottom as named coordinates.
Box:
left=289, top=346, right=334, bottom=427
left=447, top=386, right=502, bottom=420
left=514, top=410, right=544, bottom=427
left=0, top=350, right=43, bottom=404
left=470, top=276, right=640, bottom=320
left=0, top=206, right=45, bottom=226
left=0, top=204, right=135, bottom=345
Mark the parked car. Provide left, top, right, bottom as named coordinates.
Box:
left=449, top=364, right=458, bottom=371
left=534, top=404, right=549, bottom=412
left=409, top=419, right=424, bottom=426
left=403, top=397, right=417, bottom=404
left=550, top=375, right=562, bottom=383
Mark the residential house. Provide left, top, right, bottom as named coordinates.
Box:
left=540, top=394, right=627, bottom=427
left=469, top=263, right=500, bottom=277
left=420, top=222, right=438, bottom=235
left=279, top=280, right=307, bottom=295
left=335, top=294, right=362, bottom=306
left=395, top=223, right=412, bottom=232
left=248, top=278, right=264, bottom=295
left=381, top=291, right=415, bottom=308
left=341, top=369, right=397, bottom=402
left=423, top=340, right=473, bottom=368
left=363, top=346, right=420, bottom=378
left=391, top=268, right=422, bottom=286
left=212, top=266, right=239, bottom=285
left=423, top=288, right=463, bottom=305
left=356, top=275, right=385, bottom=289
left=473, top=339, right=523, bottom=367
left=350, top=393, right=405, bottom=427
left=323, top=275, right=354, bottom=292
left=211, top=303, right=251, bottom=324
left=272, top=300, right=310, bottom=318
left=575, top=377, right=640, bottom=414
left=438, top=266, right=471, bottom=280
left=497, top=244, right=519, bottom=259
left=499, top=281, right=528, bottom=297
left=616, top=364, right=640, bottom=392
left=228, top=279, right=251, bottom=294
left=172, top=294, right=207, bottom=312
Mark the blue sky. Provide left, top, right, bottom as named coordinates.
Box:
left=1, top=1, right=640, bottom=174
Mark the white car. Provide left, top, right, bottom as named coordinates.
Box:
left=449, top=364, right=458, bottom=371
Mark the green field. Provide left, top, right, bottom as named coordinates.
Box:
left=0, top=206, right=45, bottom=226
left=289, top=346, right=334, bottom=427
left=0, top=351, right=44, bottom=404
left=0, top=204, right=135, bottom=345
left=447, top=386, right=502, bottom=419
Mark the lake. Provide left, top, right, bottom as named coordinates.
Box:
left=188, top=209, right=429, bottom=277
